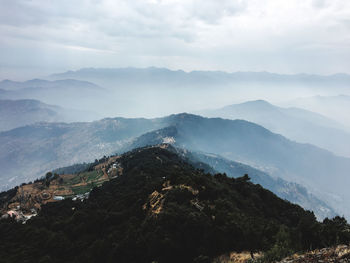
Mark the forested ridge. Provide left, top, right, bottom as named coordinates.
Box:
left=0, top=145, right=349, bottom=263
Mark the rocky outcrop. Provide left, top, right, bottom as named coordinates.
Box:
left=278, top=245, right=350, bottom=263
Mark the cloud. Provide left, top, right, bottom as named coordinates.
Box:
left=0, top=0, right=350, bottom=78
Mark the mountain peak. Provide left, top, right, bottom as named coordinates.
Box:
left=241, top=99, right=272, bottom=106
left=222, top=100, right=275, bottom=111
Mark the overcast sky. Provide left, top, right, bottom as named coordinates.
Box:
left=0, top=0, right=350, bottom=80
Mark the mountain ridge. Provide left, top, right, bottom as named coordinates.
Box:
left=0, top=99, right=101, bottom=131
left=1, top=113, right=349, bottom=218
left=0, top=145, right=348, bottom=263
left=51, top=67, right=350, bottom=80
left=197, top=100, right=350, bottom=157
left=0, top=78, right=102, bottom=90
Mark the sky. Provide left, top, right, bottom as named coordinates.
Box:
left=0, top=0, right=350, bottom=80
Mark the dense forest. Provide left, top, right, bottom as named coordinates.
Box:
left=0, top=145, right=349, bottom=263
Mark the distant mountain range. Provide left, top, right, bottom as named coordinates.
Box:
left=46, top=68, right=350, bottom=118
left=50, top=67, right=350, bottom=89
left=0, top=79, right=101, bottom=91
left=1, top=113, right=349, bottom=218
left=0, top=79, right=105, bottom=117
left=287, top=95, right=350, bottom=130
left=197, top=100, right=350, bottom=157
left=0, top=99, right=101, bottom=131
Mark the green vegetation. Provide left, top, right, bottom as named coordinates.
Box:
left=63, top=174, right=82, bottom=185
left=0, top=146, right=349, bottom=263
left=62, top=171, right=102, bottom=186
left=53, top=163, right=90, bottom=175
left=71, top=185, right=93, bottom=195
left=81, top=170, right=102, bottom=182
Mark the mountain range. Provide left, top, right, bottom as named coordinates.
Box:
left=0, top=79, right=100, bottom=91
left=173, top=147, right=336, bottom=220
left=50, top=67, right=350, bottom=89
left=0, top=79, right=104, bottom=117
left=0, top=145, right=348, bottom=263
left=287, top=95, right=350, bottom=130
left=0, top=99, right=101, bottom=131
left=197, top=100, right=350, bottom=157
left=1, top=113, right=349, bottom=218
left=4, top=68, right=350, bottom=119
left=47, top=67, right=350, bottom=118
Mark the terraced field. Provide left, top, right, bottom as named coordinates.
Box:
left=0, top=156, right=122, bottom=216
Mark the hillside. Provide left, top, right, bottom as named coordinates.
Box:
left=0, top=79, right=101, bottom=91
left=277, top=245, right=350, bottom=263
left=0, top=143, right=334, bottom=221
left=0, top=155, right=121, bottom=217
left=0, top=99, right=60, bottom=131
left=124, top=115, right=350, bottom=219
left=287, top=95, right=350, bottom=130
left=0, top=117, right=167, bottom=190
left=0, top=99, right=100, bottom=131
left=0, top=79, right=105, bottom=116
left=175, top=148, right=336, bottom=220
left=1, top=113, right=349, bottom=218
left=197, top=100, right=350, bottom=157
left=0, top=145, right=349, bottom=263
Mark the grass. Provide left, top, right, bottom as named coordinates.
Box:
left=64, top=175, right=82, bottom=185
left=82, top=171, right=101, bottom=182
left=59, top=171, right=107, bottom=195
left=63, top=171, right=102, bottom=186
left=72, top=185, right=93, bottom=195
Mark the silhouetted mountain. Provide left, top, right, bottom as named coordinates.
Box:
left=197, top=100, right=350, bottom=157
left=1, top=145, right=348, bottom=263
left=0, top=99, right=101, bottom=131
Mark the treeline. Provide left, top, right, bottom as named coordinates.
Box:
left=0, top=147, right=349, bottom=263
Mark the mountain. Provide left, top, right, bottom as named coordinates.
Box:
left=1, top=113, right=349, bottom=217
left=287, top=95, right=350, bottom=130
left=0, top=99, right=101, bottom=131
left=276, top=245, right=350, bottom=263
left=0, top=79, right=106, bottom=116
left=0, top=79, right=101, bottom=91
left=0, top=117, right=168, bottom=190
left=50, top=67, right=350, bottom=89
left=0, top=145, right=348, bottom=263
left=176, top=148, right=336, bottom=220
left=44, top=143, right=336, bottom=220
left=48, top=68, right=350, bottom=118
left=124, top=115, right=350, bottom=218
left=197, top=100, right=350, bottom=157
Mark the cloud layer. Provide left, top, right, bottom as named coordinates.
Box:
left=1, top=0, right=350, bottom=79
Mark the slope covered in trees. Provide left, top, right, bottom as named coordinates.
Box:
left=0, top=145, right=349, bottom=263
